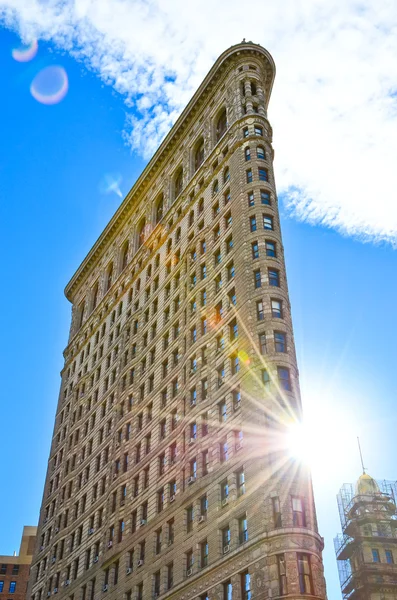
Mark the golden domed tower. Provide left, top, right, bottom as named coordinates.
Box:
left=334, top=473, right=397, bottom=600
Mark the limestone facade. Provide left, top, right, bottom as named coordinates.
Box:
left=29, top=42, right=327, bottom=600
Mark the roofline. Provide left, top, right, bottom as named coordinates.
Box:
left=64, top=41, right=276, bottom=301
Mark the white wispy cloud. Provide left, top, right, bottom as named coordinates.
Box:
left=2, top=0, right=397, bottom=244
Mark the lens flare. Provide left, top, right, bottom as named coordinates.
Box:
left=30, top=66, right=68, bottom=105
left=99, top=174, right=123, bottom=199
left=12, top=40, right=38, bottom=62
left=238, top=350, right=250, bottom=365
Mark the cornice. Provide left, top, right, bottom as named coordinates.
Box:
left=64, top=42, right=275, bottom=302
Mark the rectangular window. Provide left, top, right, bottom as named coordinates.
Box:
left=248, top=191, right=255, bottom=207
left=265, top=240, right=276, bottom=257
left=257, top=146, right=266, bottom=160
left=278, top=367, right=292, bottom=392
left=200, top=540, right=208, bottom=568
left=231, top=354, right=240, bottom=375
left=220, top=440, right=228, bottom=463
left=372, top=549, right=380, bottom=563
left=238, top=515, right=248, bottom=544
left=246, top=169, right=253, bottom=184
left=186, top=549, right=194, bottom=572
left=233, top=388, right=241, bottom=410
left=292, top=496, right=306, bottom=527
left=268, top=268, right=280, bottom=287
left=223, top=581, right=232, bottom=600
left=9, top=581, right=16, bottom=594
left=256, top=300, right=264, bottom=321
left=153, top=571, right=160, bottom=597
left=222, top=526, right=231, bottom=549
left=263, top=215, right=273, bottom=230
left=200, top=494, right=208, bottom=517
left=167, top=563, right=173, bottom=589
left=219, top=400, right=227, bottom=423
left=230, top=319, right=238, bottom=341
left=0, top=582, right=4, bottom=593
left=187, top=506, right=194, bottom=532
left=298, top=554, right=313, bottom=594
left=271, top=299, right=282, bottom=318
left=236, top=468, right=245, bottom=496
left=221, top=480, right=229, bottom=502
left=168, top=518, right=174, bottom=544
left=261, top=190, right=270, bottom=205
left=259, top=332, right=266, bottom=355
left=272, top=497, right=282, bottom=528
left=262, top=369, right=270, bottom=388
left=258, top=167, right=268, bottom=181
left=241, top=571, right=251, bottom=600
left=274, top=331, right=286, bottom=352
left=253, top=269, right=261, bottom=289
left=251, top=241, right=259, bottom=259
left=249, top=215, right=257, bottom=232
left=277, top=554, right=287, bottom=595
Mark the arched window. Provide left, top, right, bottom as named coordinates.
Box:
left=137, top=218, right=146, bottom=249
left=92, top=282, right=99, bottom=310
left=155, top=194, right=164, bottom=224
left=223, top=167, right=230, bottom=184
left=121, top=241, right=129, bottom=271
left=106, top=262, right=114, bottom=292
left=257, top=146, right=266, bottom=160
left=216, top=108, right=227, bottom=142
left=212, top=180, right=219, bottom=196
left=194, top=138, right=205, bottom=171
left=174, top=168, right=183, bottom=199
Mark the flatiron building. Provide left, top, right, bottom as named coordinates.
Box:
left=29, top=41, right=327, bottom=600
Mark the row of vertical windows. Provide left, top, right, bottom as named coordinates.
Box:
left=246, top=167, right=268, bottom=183
left=0, top=580, right=17, bottom=593
left=244, top=145, right=266, bottom=161
left=262, top=366, right=292, bottom=391
left=249, top=213, right=274, bottom=232
left=248, top=189, right=270, bottom=206
left=36, top=555, right=313, bottom=600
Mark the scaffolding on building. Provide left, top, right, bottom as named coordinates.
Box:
left=334, top=479, right=397, bottom=600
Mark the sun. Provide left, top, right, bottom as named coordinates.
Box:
left=283, top=391, right=358, bottom=481
left=286, top=421, right=314, bottom=465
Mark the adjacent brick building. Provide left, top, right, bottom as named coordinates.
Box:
left=1, top=526, right=36, bottom=600
left=29, top=41, right=327, bottom=600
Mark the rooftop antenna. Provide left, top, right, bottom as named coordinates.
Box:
left=357, top=437, right=366, bottom=474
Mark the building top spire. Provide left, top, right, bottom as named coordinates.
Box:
left=357, top=436, right=366, bottom=474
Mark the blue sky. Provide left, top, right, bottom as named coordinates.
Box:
left=0, top=10, right=396, bottom=600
